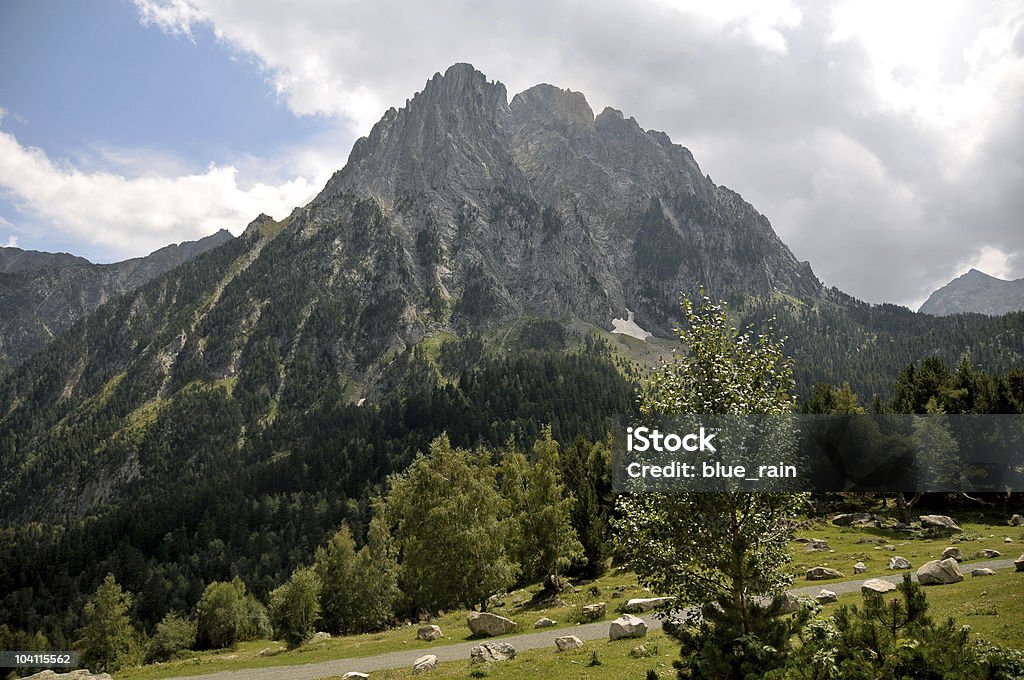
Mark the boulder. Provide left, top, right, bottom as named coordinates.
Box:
left=862, top=578, right=897, bottom=594
left=470, top=642, right=517, bottom=663
left=806, top=566, right=844, bottom=581
left=534, top=617, right=557, bottom=628
left=417, top=624, right=442, bottom=641
left=971, top=568, right=997, bottom=577
left=773, top=592, right=806, bottom=615
left=1010, top=514, right=1022, bottom=526
left=917, top=558, right=964, bottom=585
left=555, top=635, right=585, bottom=652
left=978, top=549, right=1002, bottom=559
left=919, top=515, right=962, bottom=532
left=1005, top=537, right=1014, bottom=543
left=881, top=544, right=896, bottom=551
left=1016, top=553, right=1024, bottom=572
left=622, top=597, right=673, bottom=613
left=342, top=674, right=370, bottom=680
left=413, top=654, right=437, bottom=673
left=941, top=547, right=963, bottom=562
left=467, top=611, right=516, bottom=637
left=856, top=536, right=883, bottom=544
left=832, top=512, right=872, bottom=526
left=853, top=561, right=868, bottom=574
left=309, top=631, right=332, bottom=643
left=816, top=589, right=838, bottom=604
left=803, top=538, right=830, bottom=553
left=888, top=556, right=912, bottom=570
left=581, top=602, right=606, bottom=621
left=609, top=614, right=648, bottom=640
left=611, top=591, right=624, bottom=598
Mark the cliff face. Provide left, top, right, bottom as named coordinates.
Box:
left=0, top=63, right=825, bottom=520
left=920, top=268, right=1024, bottom=316
left=0, top=230, right=233, bottom=371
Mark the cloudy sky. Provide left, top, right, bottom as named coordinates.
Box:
left=1, top=0, right=1021, bottom=308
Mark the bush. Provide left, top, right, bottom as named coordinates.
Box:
left=270, top=567, right=321, bottom=647
left=146, top=612, right=196, bottom=663
left=195, top=578, right=249, bottom=649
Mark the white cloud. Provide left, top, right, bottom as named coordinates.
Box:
left=3, top=236, right=16, bottom=248
left=111, top=1, right=1023, bottom=304
left=0, top=126, right=337, bottom=257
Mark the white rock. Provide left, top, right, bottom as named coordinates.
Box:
left=861, top=578, right=897, bottom=594
left=816, top=589, right=838, bottom=604
left=555, top=635, right=584, bottom=652
left=917, top=558, right=964, bottom=585
left=413, top=653, right=437, bottom=673
left=609, top=614, right=648, bottom=640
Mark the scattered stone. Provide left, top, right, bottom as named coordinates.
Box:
left=853, top=561, right=868, bottom=574
left=806, top=566, right=844, bottom=581
left=919, top=515, right=963, bottom=532
left=622, top=597, right=673, bottom=613
left=862, top=578, right=897, bottom=595
left=467, top=611, right=516, bottom=637
left=309, top=631, right=332, bottom=643
left=888, top=556, right=912, bottom=570
left=917, top=558, right=964, bottom=585
left=342, top=674, right=369, bottom=680
left=941, top=547, right=963, bottom=562
left=803, top=538, right=831, bottom=553
left=1010, top=514, right=1023, bottom=527
left=856, top=536, right=884, bottom=544
left=1005, top=537, right=1014, bottom=543
left=257, top=646, right=283, bottom=656
left=978, top=549, right=1002, bottom=559
left=413, top=653, right=437, bottom=673
left=882, top=544, right=896, bottom=551
left=816, top=589, right=838, bottom=604
left=470, top=642, right=517, bottom=663
left=417, top=624, right=442, bottom=641
left=611, top=591, right=624, bottom=598
left=534, top=617, right=557, bottom=628
left=581, top=602, right=607, bottom=622
left=23, top=673, right=114, bottom=680
left=555, top=635, right=585, bottom=652
left=609, top=614, right=648, bottom=640
left=1016, top=554, right=1024, bottom=572
left=833, top=512, right=873, bottom=526
left=971, top=568, right=997, bottom=577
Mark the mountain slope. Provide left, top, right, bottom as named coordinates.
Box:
left=0, top=230, right=233, bottom=370
left=1, top=64, right=1023, bottom=524
left=919, top=268, right=1024, bottom=316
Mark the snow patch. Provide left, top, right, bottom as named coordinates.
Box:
left=611, top=309, right=651, bottom=341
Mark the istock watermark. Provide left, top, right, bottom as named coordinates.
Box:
left=612, top=414, right=1024, bottom=493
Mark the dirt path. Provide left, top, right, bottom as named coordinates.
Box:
left=163, top=558, right=1018, bottom=680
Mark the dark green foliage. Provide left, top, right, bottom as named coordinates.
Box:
left=770, top=575, right=1024, bottom=679
left=195, top=578, right=250, bottom=650
left=513, top=319, right=567, bottom=352
left=560, top=436, right=613, bottom=577
left=632, top=198, right=685, bottom=280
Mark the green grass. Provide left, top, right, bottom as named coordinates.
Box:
left=114, top=519, right=1024, bottom=679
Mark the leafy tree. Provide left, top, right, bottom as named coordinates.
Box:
left=351, top=501, right=401, bottom=632
left=146, top=611, right=196, bottom=663
left=269, top=567, right=321, bottom=647
left=78, top=574, right=142, bottom=672
left=561, top=436, right=613, bottom=577
left=195, top=578, right=249, bottom=649
left=614, top=294, right=807, bottom=677
left=314, top=524, right=360, bottom=634
left=387, top=433, right=517, bottom=613
left=501, top=427, right=583, bottom=584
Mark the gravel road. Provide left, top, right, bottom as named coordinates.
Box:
left=163, top=558, right=1018, bottom=680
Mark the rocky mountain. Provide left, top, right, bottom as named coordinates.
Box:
left=0, top=230, right=233, bottom=370
left=2, top=64, right=1023, bottom=523
left=919, top=268, right=1024, bottom=316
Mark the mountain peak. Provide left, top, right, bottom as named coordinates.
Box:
left=511, top=84, right=594, bottom=125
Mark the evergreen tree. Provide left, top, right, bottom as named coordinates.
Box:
left=352, top=501, right=401, bottom=632
left=314, top=524, right=360, bottom=635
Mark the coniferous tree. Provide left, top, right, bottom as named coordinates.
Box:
left=78, top=574, right=142, bottom=672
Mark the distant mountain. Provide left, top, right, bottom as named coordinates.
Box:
left=919, top=268, right=1024, bottom=316
left=0, top=230, right=233, bottom=370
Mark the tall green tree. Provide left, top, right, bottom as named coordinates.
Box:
left=387, top=433, right=517, bottom=613
left=195, top=578, right=249, bottom=649
left=78, top=574, right=142, bottom=672
left=561, top=436, right=613, bottom=577
left=269, top=567, right=321, bottom=647
left=352, top=501, right=401, bottom=632
left=614, top=294, right=807, bottom=677
left=502, top=427, right=584, bottom=583
left=314, top=524, right=360, bottom=634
